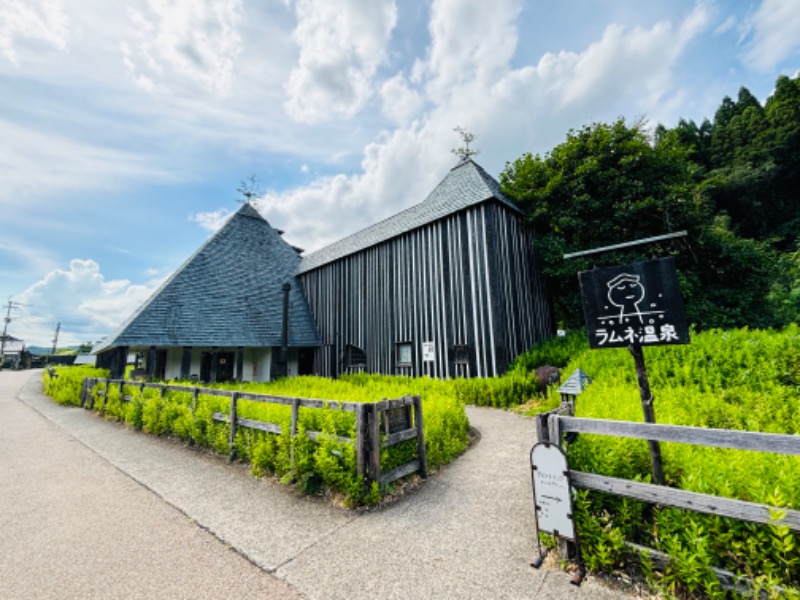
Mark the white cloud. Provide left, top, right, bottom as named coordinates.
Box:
left=533, top=4, right=710, bottom=111
left=0, top=0, right=70, bottom=66
left=283, top=0, right=398, bottom=122
left=422, top=0, right=520, bottom=103
left=715, top=15, right=736, bottom=35
left=380, top=74, right=424, bottom=126
left=260, top=125, right=452, bottom=252
left=15, top=259, right=160, bottom=346
left=121, top=0, right=244, bottom=96
left=0, top=239, right=60, bottom=282
left=741, top=0, right=800, bottom=72
left=0, top=117, right=175, bottom=211
left=259, top=1, right=712, bottom=255
left=190, top=208, right=232, bottom=232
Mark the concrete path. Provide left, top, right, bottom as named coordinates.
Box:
left=3, top=370, right=630, bottom=599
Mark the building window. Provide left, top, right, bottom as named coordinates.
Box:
left=343, top=344, right=366, bottom=374
left=452, top=344, right=470, bottom=365
left=396, top=342, right=413, bottom=367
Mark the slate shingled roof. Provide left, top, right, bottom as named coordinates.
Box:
left=94, top=203, right=320, bottom=352
left=298, top=158, right=521, bottom=273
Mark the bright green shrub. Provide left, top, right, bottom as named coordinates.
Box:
left=42, top=366, right=108, bottom=406
left=511, top=329, right=589, bottom=371
left=553, top=325, right=800, bottom=595
left=141, top=393, right=163, bottom=435
left=43, top=363, right=555, bottom=506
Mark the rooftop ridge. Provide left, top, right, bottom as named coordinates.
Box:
left=298, top=159, right=520, bottom=273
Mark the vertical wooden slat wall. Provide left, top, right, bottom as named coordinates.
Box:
left=298, top=203, right=553, bottom=378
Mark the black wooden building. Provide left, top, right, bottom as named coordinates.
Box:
left=96, top=159, right=553, bottom=380
left=298, top=158, right=553, bottom=378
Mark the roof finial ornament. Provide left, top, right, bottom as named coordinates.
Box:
left=451, top=126, right=480, bottom=162
left=237, top=174, right=262, bottom=206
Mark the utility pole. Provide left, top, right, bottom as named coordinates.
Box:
left=1, top=297, right=23, bottom=364
left=51, top=322, right=61, bottom=355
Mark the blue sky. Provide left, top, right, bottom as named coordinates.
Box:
left=1, top=0, right=798, bottom=347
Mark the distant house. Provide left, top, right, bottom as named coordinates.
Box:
left=1, top=335, right=26, bottom=368
left=73, top=353, right=97, bottom=366
left=96, top=159, right=553, bottom=381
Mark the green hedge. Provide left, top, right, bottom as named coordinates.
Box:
left=43, top=366, right=109, bottom=406
left=44, top=370, right=482, bottom=506
left=42, top=364, right=564, bottom=505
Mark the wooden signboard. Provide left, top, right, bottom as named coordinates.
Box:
left=530, top=443, right=576, bottom=541
left=385, top=405, right=412, bottom=434
left=579, top=256, right=689, bottom=349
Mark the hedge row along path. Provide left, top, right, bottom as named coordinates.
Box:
left=4, top=370, right=629, bottom=599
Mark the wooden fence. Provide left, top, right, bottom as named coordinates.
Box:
left=82, top=378, right=427, bottom=488
left=537, top=405, right=800, bottom=593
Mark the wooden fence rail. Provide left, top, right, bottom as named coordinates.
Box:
left=536, top=407, right=800, bottom=593
left=82, top=378, right=427, bottom=489
left=545, top=415, right=800, bottom=531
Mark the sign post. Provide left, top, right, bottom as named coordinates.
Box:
left=578, top=255, right=690, bottom=485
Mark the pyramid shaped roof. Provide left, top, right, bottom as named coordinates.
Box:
left=298, top=159, right=520, bottom=273
left=94, top=203, right=320, bottom=352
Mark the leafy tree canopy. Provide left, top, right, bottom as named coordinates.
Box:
left=501, top=92, right=798, bottom=331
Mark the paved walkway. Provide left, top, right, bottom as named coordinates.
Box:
left=2, top=370, right=629, bottom=599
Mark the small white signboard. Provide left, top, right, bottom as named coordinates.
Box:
left=422, top=341, right=435, bottom=362
left=530, top=443, right=575, bottom=540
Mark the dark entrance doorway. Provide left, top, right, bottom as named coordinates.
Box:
left=200, top=351, right=236, bottom=383
left=298, top=347, right=315, bottom=375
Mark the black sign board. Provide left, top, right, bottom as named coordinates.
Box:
left=579, top=257, right=689, bottom=349
left=384, top=405, right=412, bottom=434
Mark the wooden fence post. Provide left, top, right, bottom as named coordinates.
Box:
left=536, top=412, right=550, bottom=444
left=228, top=392, right=239, bottom=461
left=369, top=403, right=381, bottom=484
left=88, top=379, right=96, bottom=409
left=101, top=379, right=110, bottom=414
left=548, top=412, right=562, bottom=448
left=191, top=388, right=199, bottom=415
left=290, top=397, right=300, bottom=465
left=413, top=395, right=428, bottom=478
left=355, top=403, right=381, bottom=488
left=356, top=404, right=366, bottom=480
left=290, top=398, right=299, bottom=436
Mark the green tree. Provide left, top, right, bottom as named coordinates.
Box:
left=701, top=77, right=800, bottom=249
left=655, top=118, right=712, bottom=170
left=501, top=118, right=786, bottom=330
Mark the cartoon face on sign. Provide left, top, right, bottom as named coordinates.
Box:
left=607, top=273, right=646, bottom=323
